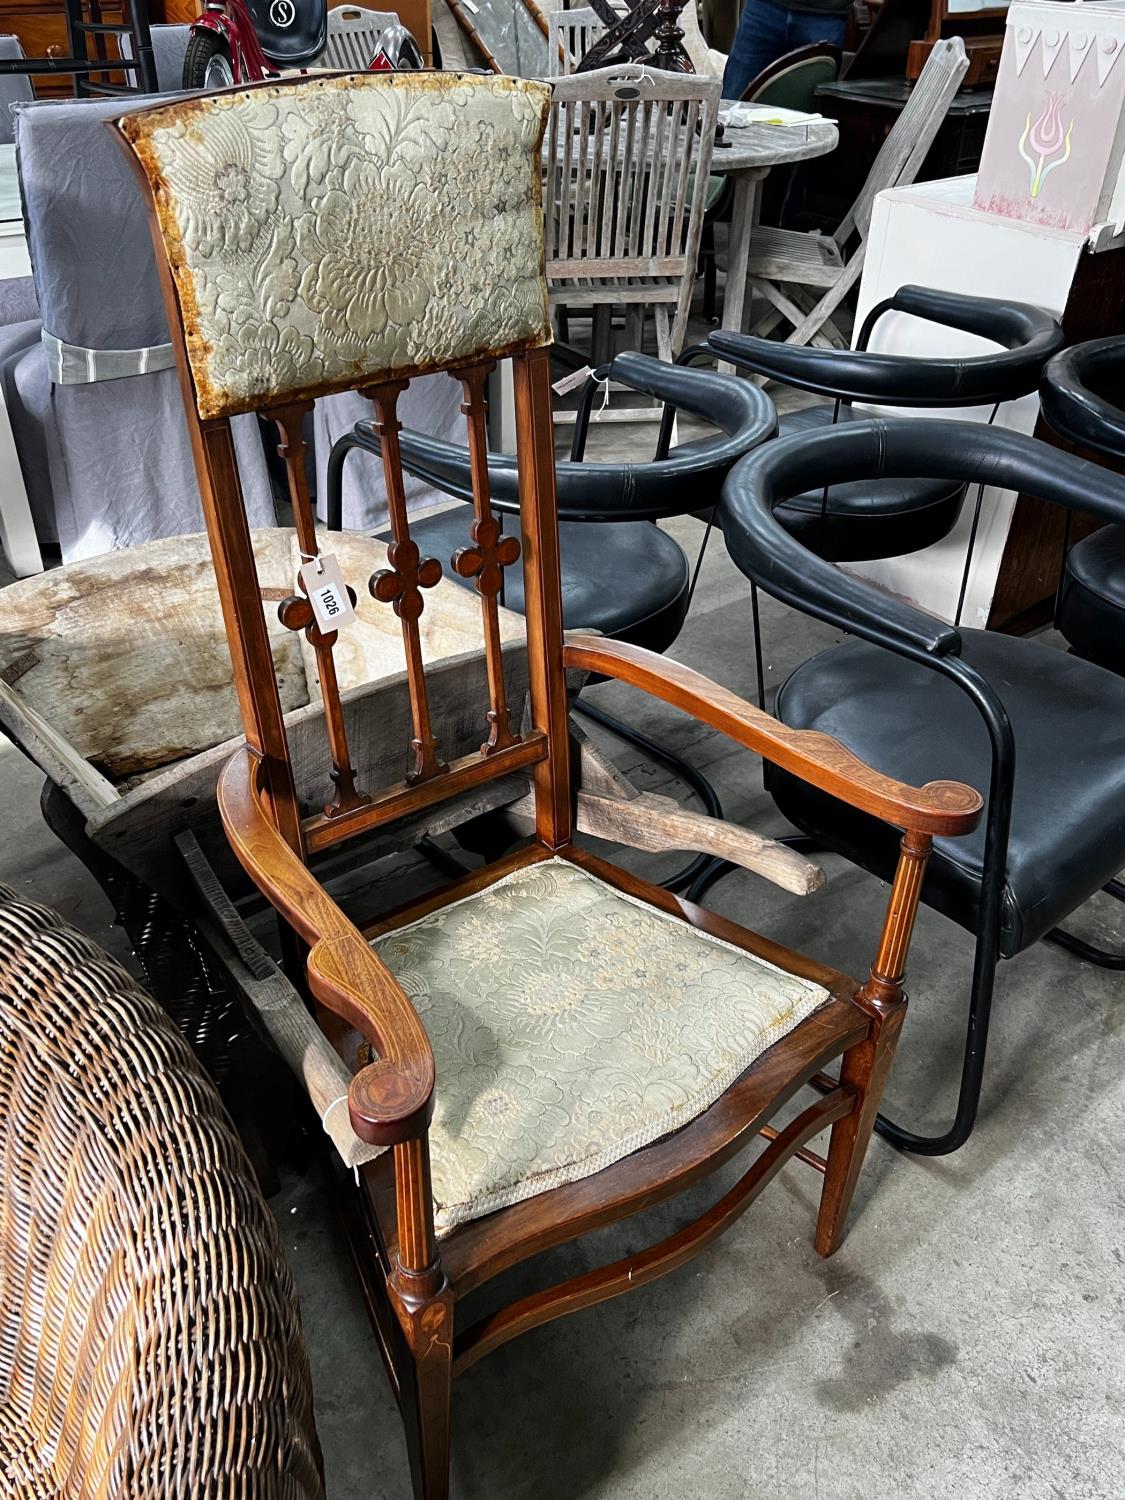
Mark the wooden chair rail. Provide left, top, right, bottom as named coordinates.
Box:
left=562, top=634, right=984, bottom=836
left=451, top=1082, right=854, bottom=1375
left=217, top=745, right=435, bottom=1146
left=303, top=735, right=549, bottom=854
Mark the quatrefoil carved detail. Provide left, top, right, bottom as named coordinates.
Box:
left=452, top=517, right=521, bottom=597
left=370, top=539, right=443, bottom=621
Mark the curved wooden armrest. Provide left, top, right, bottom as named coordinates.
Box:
left=562, top=635, right=983, bottom=837
left=217, top=747, right=435, bottom=1146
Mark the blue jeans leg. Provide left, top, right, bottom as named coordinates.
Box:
left=722, top=0, right=847, bottom=100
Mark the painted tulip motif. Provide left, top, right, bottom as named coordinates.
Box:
left=1018, top=92, right=1074, bottom=198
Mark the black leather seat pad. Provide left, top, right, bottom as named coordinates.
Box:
left=770, top=629, right=1125, bottom=957
left=776, top=407, right=967, bottom=562
left=406, top=506, right=690, bottom=651
left=1057, top=524, right=1125, bottom=677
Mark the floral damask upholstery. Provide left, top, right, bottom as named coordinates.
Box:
left=372, top=859, right=829, bottom=1236
left=116, top=74, right=553, bottom=421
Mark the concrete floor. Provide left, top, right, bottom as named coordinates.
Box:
left=2, top=360, right=1123, bottom=1499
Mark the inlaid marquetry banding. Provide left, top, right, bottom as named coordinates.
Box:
left=270, top=402, right=369, bottom=820
left=364, top=381, right=448, bottom=786
left=456, top=364, right=522, bottom=757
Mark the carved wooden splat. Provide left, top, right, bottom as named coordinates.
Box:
left=457, top=365, right=523, bottom=757
left=270, top=401, right=370, bottom=821
left=365, top=381, right=449, bottom=786
left=276, top=583, right=370, bottom=814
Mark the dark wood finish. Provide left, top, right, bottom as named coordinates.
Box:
left=301, top=734, right=549, bottom=854
left=805, top=79, right=991, bottom=233
left=218, top=746, right=436, bottom=1147
left=845, top=0, right=1002, bottom=86
left=989, top=242, right=1125, bottom=634
left=903, top=0, right=1004, bottom=85
left=907, top=33, right=1000, bottom=88
left=451, top=1084, right=854, bottom=1374
left=514, top=346, right=573, bottom=852
left=578, top=0, right=690, bottom=73
left=120, top=76, right=983, bottom=1499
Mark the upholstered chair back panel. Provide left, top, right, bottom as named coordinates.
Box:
left=117, top=73, right=554, bottom=420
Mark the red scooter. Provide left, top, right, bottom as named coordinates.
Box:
left=183, top=0, right=423, bottom=91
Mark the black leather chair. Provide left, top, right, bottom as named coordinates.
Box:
left=720, top=417, right=1125, bottom=1156
left=1040, top=336, right=1125, bottom=677
left=327, top=352, right=776, bottom=887
left=697, top=286, right=1065, bottom=701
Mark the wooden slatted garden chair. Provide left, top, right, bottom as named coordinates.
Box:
left=113, top=70, right=982, bottom=1500
left=747, top=36, right=968, bottom=349
left=545, top=65, right=721, bottom=379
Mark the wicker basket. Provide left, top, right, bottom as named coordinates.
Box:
left=0, top=885, right=325, bottom=1499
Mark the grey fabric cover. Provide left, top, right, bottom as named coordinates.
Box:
left=314, top=380, right=465, bottom=530
left=0, top=38, right=33, bottom=149
left=119, top=24, right=191, bottom=92
left=0, top=275, right=37, bottom=325
left=0, top=320, right=49, bottom=537
left=13, top=95, right=274, bottom=560
left=41, top=328, right=174, bottom=384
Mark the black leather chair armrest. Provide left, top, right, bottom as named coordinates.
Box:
left=1041, top=337, right=1125, bottom=461
left=720, top=416, right=1125, bottom=661
left=708, top=285, right=1064, bottom=407
left=327, top=353, right=776, bottom=527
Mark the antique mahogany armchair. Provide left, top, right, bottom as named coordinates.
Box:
left=113, top=72, right=981, bottom=1499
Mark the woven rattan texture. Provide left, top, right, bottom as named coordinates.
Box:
left=0, top=887, right=324, bottom=1499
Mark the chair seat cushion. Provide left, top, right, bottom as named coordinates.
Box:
left=771, top=629, right=1125, bottom=957
left=776, top=406, right=967, bottom=562
left=406, top=506, right=690, bottom=651
left=1057, top=524, right=1125, bottom=676
left=373, top=858, right=829, bottom=1235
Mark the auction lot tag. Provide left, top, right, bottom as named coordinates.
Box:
left=299, top=553, right=356, bottom=633
left=552, top=364, right=593, bottom=396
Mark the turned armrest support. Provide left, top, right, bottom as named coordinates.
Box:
left=217, top=747, right=435, bottom=1146
left=563, top=636, right=983, bottom=837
